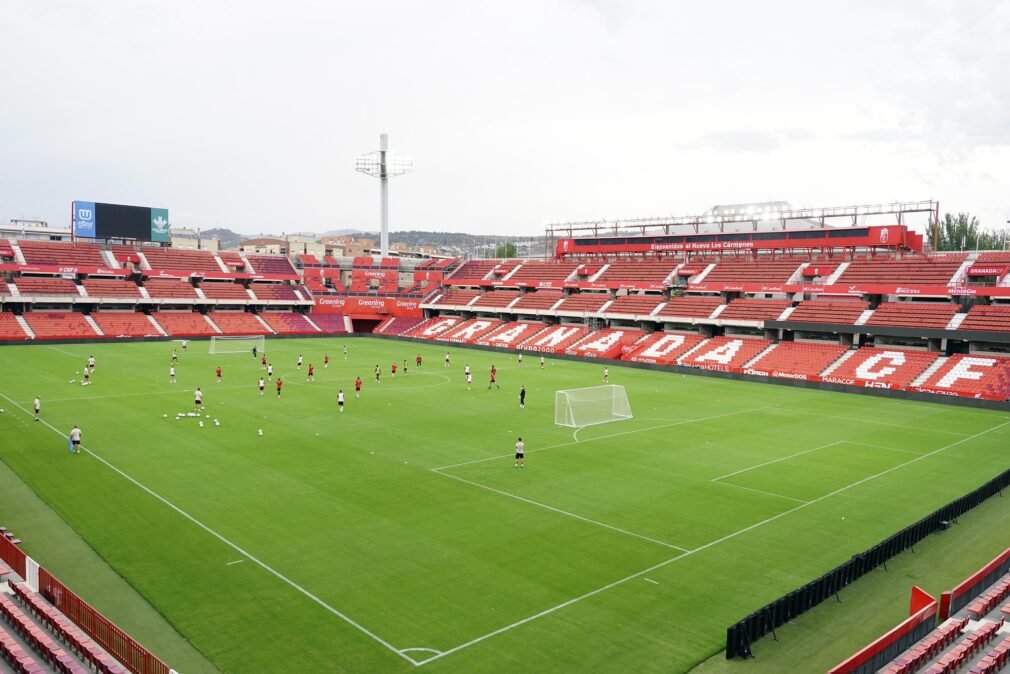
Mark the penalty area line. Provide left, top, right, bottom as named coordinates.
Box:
left=710, top=480, right=810, bottom=504
left=431, top=406, right=773, bottom=472
left=710, top=440, right=845, bottom=482
left=0, top=391, right=417, bottom=667
left=415, top=419, right=1010, bottom=667
left=431, top=469, right=689, bottom=552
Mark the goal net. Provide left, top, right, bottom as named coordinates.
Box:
left=209, top=334, right=265, bottom=355
left=555, top=385, right=633, bottom=428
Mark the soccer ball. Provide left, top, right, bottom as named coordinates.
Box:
left=257, top=429, right=263, bottom=435
left=198, top=421, right=204, bottom=427
left=163, top=414, right=168, bottom=418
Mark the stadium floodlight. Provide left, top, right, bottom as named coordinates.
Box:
left=355, top=133, right=413, bottom=257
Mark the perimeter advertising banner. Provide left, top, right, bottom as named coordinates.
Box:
left=73, top=201, right=170, bottom=243
left=314, top=296, right=423, bottom=317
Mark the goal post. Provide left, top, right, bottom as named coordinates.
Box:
left=554, top=385, right=633, bottom=428
left=209, top=334, right=265, bottom=355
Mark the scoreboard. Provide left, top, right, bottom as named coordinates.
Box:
left=72, top=201, right=170, bottom=242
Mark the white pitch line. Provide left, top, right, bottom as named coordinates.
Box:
left=710, top=480, right=810, bottom=504
left=226, top=559, right=245, bottom=566
left=33, top=382, right=264, bottom=404
left=643, top=578, right=659, bottom=585
left=400, top=648, right=443, bottom=655
left=711, top=441, right=845, bottom=482
left=431, top=406, right=773, bottom=472
left=847, top=441, right=928, bottom=456
left=786, top=408, right=970, bottom=437
left=47, top=346, right=80, bottom=357
left=0, top=392, right=417, bottom=667
left=414, top=419, right=1010, bottom=667
left=432, top=469, right=689, bottom=552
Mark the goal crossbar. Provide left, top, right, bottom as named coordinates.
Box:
left=555, top=384, right=632, bottom=428
left=209, top=335, right=265, bottom=355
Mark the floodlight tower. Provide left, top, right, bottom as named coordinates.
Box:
left=355, top=134, right=413, bottom=257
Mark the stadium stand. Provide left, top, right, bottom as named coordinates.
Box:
left=10, top=582, right=129, bottom=674
left=249, top=284, right=300, bottom=301
left=567, top=327, right=647, bottom=359
left=975, top=252, right=1010, bottom=264
left=206, top=312, right=267, bottom=335
left=702, top=257, right=806, bottom=284
left=0, top=313, right=28, bottom=339
left=786, top=300, right=870, bottom=325
left=624, top=331, right=706, bottom=365
left=511, top=290, right=564, bottom=311
left=594, top=260, right=677, bottom=285
left=519, top=324, right=592, bottom=353
left=246, top=254, right=297, bottom=275
left=718, top=298, right=792, bottom=321
left=258, top=312, right=318, bottom=334
left=605, top=294, right=665, bottom=315
left=400, top=316, right=462, bottom=339
left=475, top=321, right=548, bottom=348
left=438, top=319, right=503, bottom=344
left=471, top=290, right=522, bottom=309
left=678, top=336, right=773, bottom=369
left=91, top=312, right=160, bottom=337
left=18, top=240, right=106, bottom=267
left=0, top=619, right=47, bottom=674
left=13, top=277, right=79, bottom=295
left=555, top=293, right=610, bottom=313
left=866, top=302, right=959, bottom=329
left=416, top=258, right=456, bottom=270
left=110, top=245, right=141, bottom=265
left=917, top=354, right=1010, bottom=399
left=0, top=590, right=90, bottom=674
left=142, top=247, right=222, bottom=272
left=431, top=289, right=480, bottom=306
left=142, top=279, right=198, bottom=299
left=307, top=314, right=348, bottom=333
left=81, top=278, right=142, bottom=298
left=199, top=282, right=251, bottom=299
left=217, top=251, right=246, bottom=269
left=506, top=261, right=578, bottom=284
left=152, top=312, right=218, bottom=336
left=824, top=348, right=940, bottom=389
left=446, top=260, right=497, bottom=282
left=965, top=576, right=1010, bottom=620
left=875, top=617, right=967, bottom=674
left=656, top=295, right=723, bottom=320
left=0, top=278, right=10, bottom=296
left=835, top=254, right=966, bottom=285
left=487, top=260, right=522, bottom=281
left=959, top=304, right=1010, bottom=332
left=374, top=316, right=425, bottom=335
left=746, top=342, right=848, bottom=377
left=22, top=312, right=97, bottom=339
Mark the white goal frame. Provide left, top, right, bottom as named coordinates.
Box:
left=555, top=385, right=633, bottom=428
left=209, top=334, right=266, bottom=355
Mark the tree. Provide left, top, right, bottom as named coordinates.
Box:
left=494, top=241, right=517, bottom=258
left=934, top=213, right=1010, bottom=251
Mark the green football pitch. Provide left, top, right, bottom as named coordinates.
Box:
left=0, top=337, right=1008, bottom=673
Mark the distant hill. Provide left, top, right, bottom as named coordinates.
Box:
left=201, top=228, right=246, bottom=250
left=193, top=227, right=547, bottom=257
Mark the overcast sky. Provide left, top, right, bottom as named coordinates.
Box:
left=1, top=1, right=1007, bottom=237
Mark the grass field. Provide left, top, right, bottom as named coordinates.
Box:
left=0, top=336, right=1008, bottom=673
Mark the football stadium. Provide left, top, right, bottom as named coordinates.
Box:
left=3, top=4, right=1010, bottom=674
